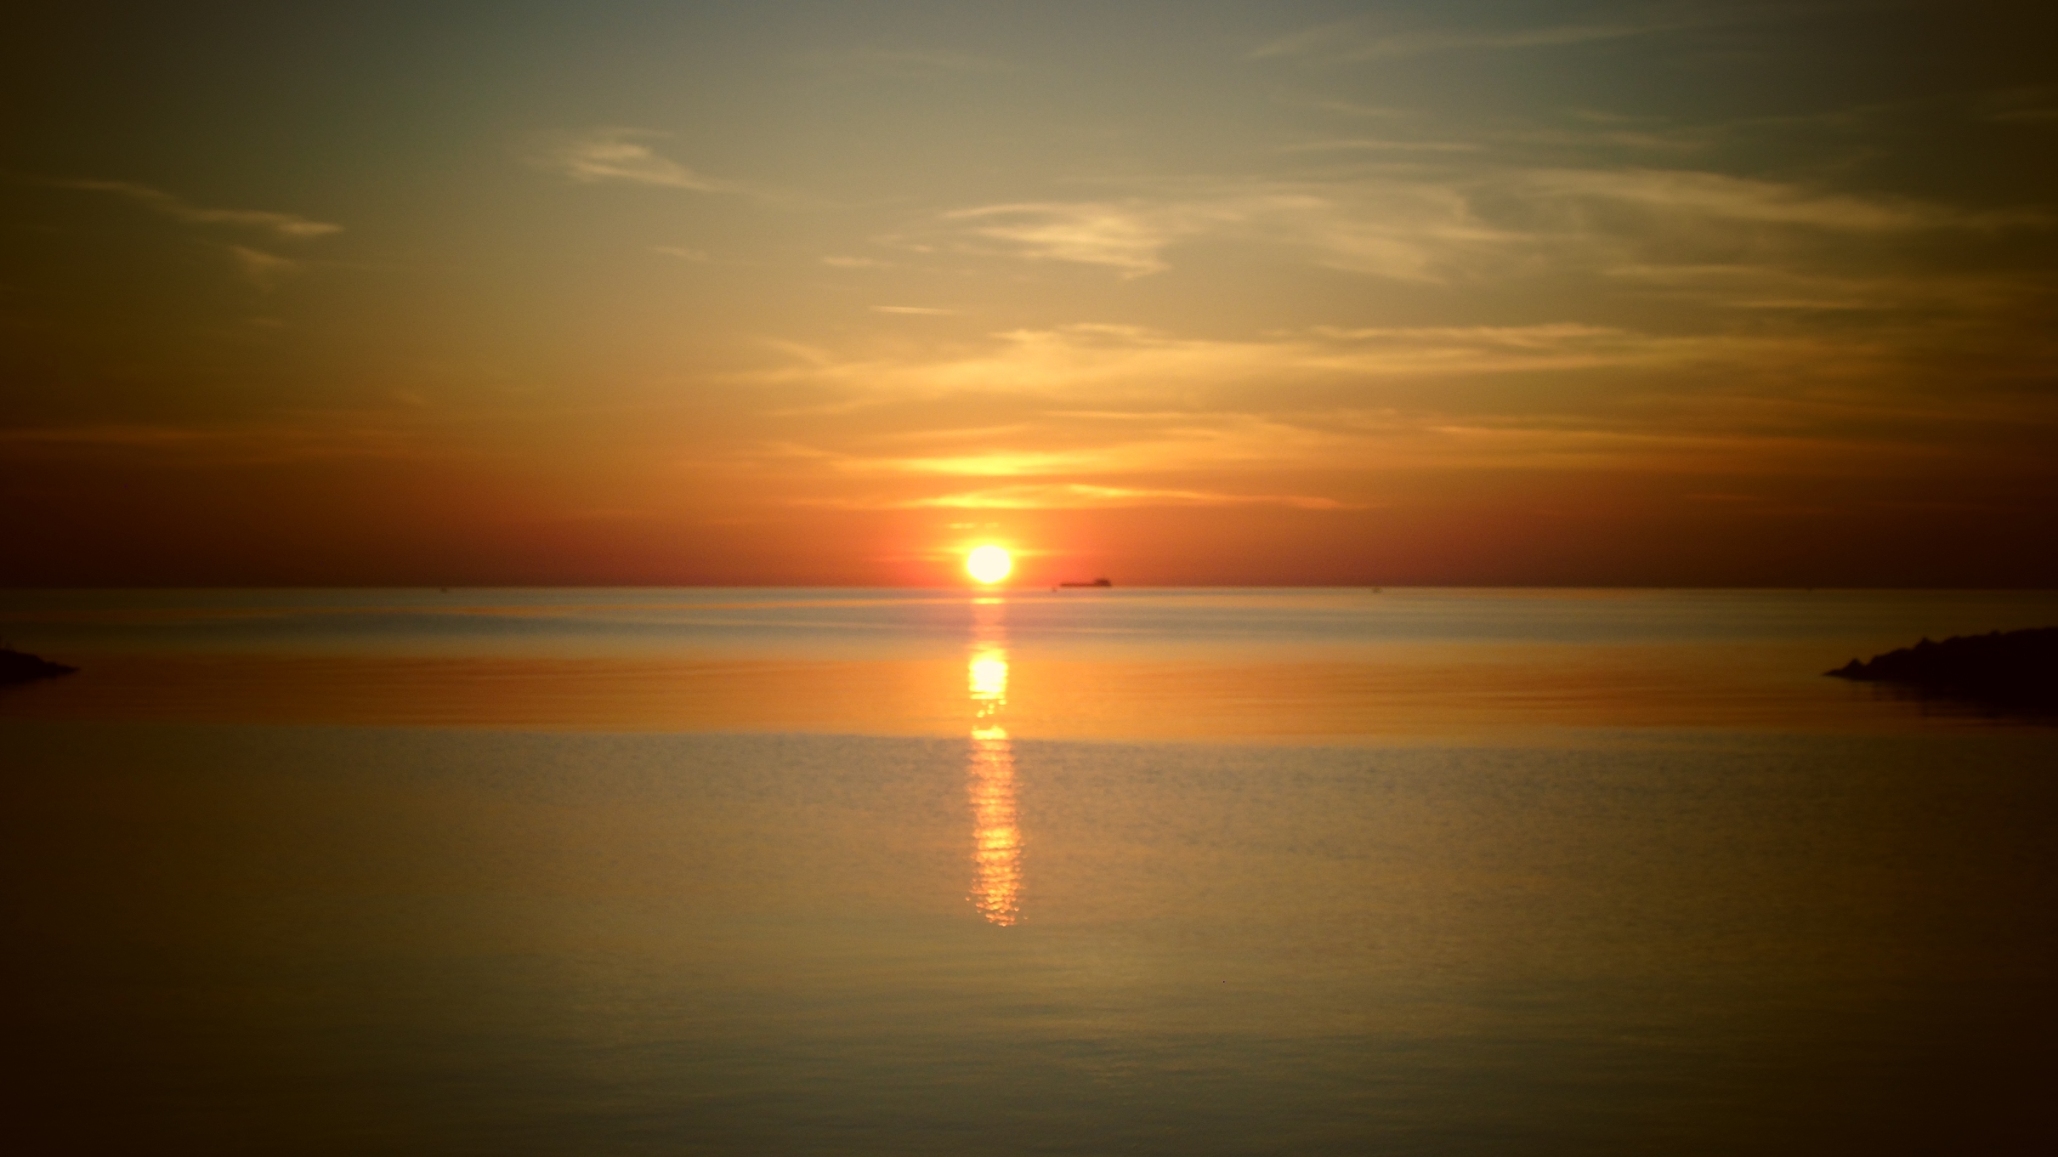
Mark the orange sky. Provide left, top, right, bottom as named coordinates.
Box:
left=4, top=2, right=2055, bottom=586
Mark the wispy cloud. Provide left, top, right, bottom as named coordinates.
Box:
left=1283, top=110, right=1718, bottom=158
left=1253, top=5, right=1723, bottom=63
left=1528, top=168, right=2051, bottom=232
left=1286, top=96, right=1413, bottom=119
left=531, top=128, right=734, bottom=192
left=1498, top=125, right=1712, bottom=152
left=817, top=483, right=1358, bottom=511
left=51, top=179, right=341, bottom=238
left=748, top=415, right=1388, bottom=512
left=922, top=163, right=2046, bottom=284
left=0, top=419, right=432, bottom=464
left=1280, top=138, right=1483, bottom=154
left=742, top=322, right=1901, bottom=423
left=227, top=245, right=300, bottom=290
left=1603, top=263, right=2047, bottom=313
left=1975, top=86, right=2058, bottom=124
left=940, top=202, right=1200, bottom=276
left=933, top=186, right=1503, bottom=280
left=743, top=393, right=1970, bottom=518
left=710, top=295, right=2058, bottom=529
left=793, top=46, right=1015, bottom=78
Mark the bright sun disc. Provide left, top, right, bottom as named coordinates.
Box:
left=966, top=545, right=1013, bottom=584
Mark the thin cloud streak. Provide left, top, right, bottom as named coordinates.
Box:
left=1281, top=139, right=1484, bottom=154
left=531, top=128, right=734, bottom=192
left=228, top=245, right=300, bottom=290
left=1252, top=4, right=1749, bottom=62
left=1529, top=168, right=2053, bottom=232
left=812, top=484, right=1360, bottom=511
left=721, top=304, right=2054, bottom=515
left=940, top=202, right=1193, bottom=276
left=747, top=400, right=1971, bottom=523
left=743, top=322, right=1889, bottom=405
left=791, top=46, right=1015, bottom=78
left=925, top=164, right=2038, bottom=283
left=933, top=187, right=1501, bottom=280
left=1603, top=264, right=2050, bottom=313
left=9, top=0, right=2052, bottom=586
left=0, top=420, right=436, bottom=464
left=746, top=419, right=1372, bottom=484
left=50, top=179, right=342, bottom=237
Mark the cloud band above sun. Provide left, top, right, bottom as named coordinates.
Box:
left=3, top=2, right=2052, bottom=586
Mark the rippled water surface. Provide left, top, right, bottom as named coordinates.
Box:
left=4, top=589, right=2055, bottom=1154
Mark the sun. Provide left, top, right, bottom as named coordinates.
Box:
left=965, top=544, right=1013, bottom=584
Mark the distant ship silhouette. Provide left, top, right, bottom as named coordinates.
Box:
left=1057, top=577, right=1112, bottom=589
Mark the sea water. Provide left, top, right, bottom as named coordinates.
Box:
left=3, top=589, right=2055, bottom=1154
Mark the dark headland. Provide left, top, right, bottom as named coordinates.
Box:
left=0, top=646, right=78, bottom=684
left=1826, top=627, right=2058, bottom=711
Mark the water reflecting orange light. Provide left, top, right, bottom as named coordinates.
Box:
left=966, top=605, right=1021, bottom=926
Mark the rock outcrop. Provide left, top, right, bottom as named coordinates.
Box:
left=0, top=647, right=78, bottom=684
left=1826, top=627, right=2058, bottom=709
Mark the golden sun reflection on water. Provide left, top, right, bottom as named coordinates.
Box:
left=967, top=723, right=1020, bottom=926
left=966, top=612, right=1021, bottom=926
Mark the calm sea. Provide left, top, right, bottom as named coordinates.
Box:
left=4, top=588, right=2055, bottom=1154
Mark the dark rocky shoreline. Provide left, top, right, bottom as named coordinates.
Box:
left=1827, top=627, right=2058, bottom=710
left=0, top=647, right=78, bottom=684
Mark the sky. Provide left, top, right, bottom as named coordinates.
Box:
left=3, top=1, right=2054, bottom=586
